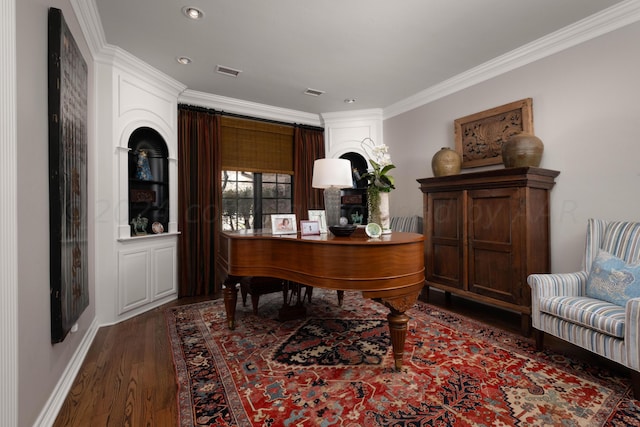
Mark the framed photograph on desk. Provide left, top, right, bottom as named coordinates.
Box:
left=300, top=220, right=320, bottom=236
left=308, top=210, right=327, bottom=234
left=271, top=214, right=297, bottom=235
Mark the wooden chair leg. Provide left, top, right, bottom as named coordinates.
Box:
left=533, top=329, right=544, bottom=351
left=444, top=291, right=452, bottom=307
left=420, top=285, right=430, bottom=302
left=241, top=287, right=248, bottom=307
left=337, top=290, right=344, bottom=306
left=250, top=295, right=260, bottom=315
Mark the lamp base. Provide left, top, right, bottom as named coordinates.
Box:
left=323, top=187, right=342, bottom=227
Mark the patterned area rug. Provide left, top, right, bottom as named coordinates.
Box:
left=166, top=289, right=640, bottom=426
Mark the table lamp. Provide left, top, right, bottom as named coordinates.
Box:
left=312, top=158, right=353, bottom=227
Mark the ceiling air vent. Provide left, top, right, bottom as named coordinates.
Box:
left=216, top=65, right=242, bottom=77
left=304, top=88, right=325, bottom=97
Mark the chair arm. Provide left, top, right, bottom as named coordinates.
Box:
left=626, top=298, right=640, bottom=371
left=528, top=271, right=588, bottom=329
left=527, top=271, right=588, bottom=298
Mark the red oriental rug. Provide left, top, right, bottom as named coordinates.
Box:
left=166, top=289, right=640, bottom=426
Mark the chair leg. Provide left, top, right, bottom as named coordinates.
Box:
left=337, top=290, right=344, bottom=306
left=631, top=370, right=640, bottom=399
left=533, top=329, right=544, bottom=351
left=250, top=294, right=260, bottom=315
left=241, top=287, right=248, bottom=307
left=421, top=285, right=430, bottom=302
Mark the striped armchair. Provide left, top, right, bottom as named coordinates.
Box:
left=528, top=218, right=640, bottom=397
left=390, top=215, right=423, bottom=234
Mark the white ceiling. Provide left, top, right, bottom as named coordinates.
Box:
left=94, top=0, right=626, bottom=115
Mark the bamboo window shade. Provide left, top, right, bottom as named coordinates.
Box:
left=221, top=116, right=294, bottom=174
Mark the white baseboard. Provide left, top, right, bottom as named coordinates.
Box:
left=32, top=317, right=101, bottom=427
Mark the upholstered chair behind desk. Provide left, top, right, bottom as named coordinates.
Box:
left=239, top=276, right=285, bottom=314
left=528, top=218, right=640, bottom=397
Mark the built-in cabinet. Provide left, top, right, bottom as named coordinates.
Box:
left=340, top=188, right=368, bottom=224
left=339, top=151, right=369, bottom=224
left=94, top=58, right=182, bottom=323
left=118, top=238, right=177, bottom=314
left=127, top=127, right=169, bottom=236
left=418, top=167, right=559, bottom=335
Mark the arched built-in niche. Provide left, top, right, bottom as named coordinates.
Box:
left=127, top=127, right=169, bottom=236
left=339, top=152, right=368, bottom=224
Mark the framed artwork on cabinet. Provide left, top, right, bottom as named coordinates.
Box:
left=454, top=98, right=533, bottom=169
left=48, top=7, right=89, bottom=343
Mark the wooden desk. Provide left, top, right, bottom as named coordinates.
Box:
left=217, top=229, right=425, bottom=370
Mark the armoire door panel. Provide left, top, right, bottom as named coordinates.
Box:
left=470, top=249, right=518, bottom=303
left=426, top=191, right=464, bottom=289
left=467, top=188, right=522, bottom=304
left=430, top=244, right=463, bottom=288
left=468, top=190, right=517, bottom=244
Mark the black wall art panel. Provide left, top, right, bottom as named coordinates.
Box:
left=48, top=8, right=89, bottom=343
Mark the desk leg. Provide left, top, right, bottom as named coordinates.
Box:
left=223, top=283, right=238, bottom=330
left=377, top=292, right=419, bottom=371
left=387, top=310, right=409, bottom=371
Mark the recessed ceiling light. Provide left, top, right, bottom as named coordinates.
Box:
left=216, top=65, right=242, bottom=77
left=304, top=88, right=325, bottom=97
left=176, top=56, right=192, bottom=65
left=182, top=6, right=204, bottom=20
left=344, top=98, right=356, bottom=104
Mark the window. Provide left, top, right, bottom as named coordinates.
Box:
left=221, top=171, right=292, bottom=231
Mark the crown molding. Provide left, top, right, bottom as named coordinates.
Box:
left=71, top=0, right=640, bottom=125
left=383, top=0, right=640, bottom=119
left=321, top=109, right=383, bottom=125
left=71, top=0, right=186, bottom=96
left=70, top=0, right=105, bottom=59
left=179, top=90, right=323, bottom=127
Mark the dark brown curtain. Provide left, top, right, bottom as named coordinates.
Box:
left=177, top=107, right=221, bottom=297
left=293, top=126, right=325, bottom=219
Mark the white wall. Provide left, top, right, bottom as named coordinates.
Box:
left=16, top=1, right=96, bottom=425
left=384, top=21, right=640, bottom=274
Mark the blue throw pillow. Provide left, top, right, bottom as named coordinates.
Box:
left=586, top=249, right=640, bottom=306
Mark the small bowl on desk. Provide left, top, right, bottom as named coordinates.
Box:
left=329, top=224, right=357, bottom=237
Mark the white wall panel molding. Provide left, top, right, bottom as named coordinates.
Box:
left=118, top=74, right=177, bottom=134
left=321, top=109, right=383, bottom=160
left=0, top=0, right=18, bottom=425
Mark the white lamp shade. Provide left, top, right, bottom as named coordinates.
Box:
left=312, top=158, right=353, bottom=189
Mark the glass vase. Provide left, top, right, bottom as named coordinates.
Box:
left=368, top=188, right=391, bottom=233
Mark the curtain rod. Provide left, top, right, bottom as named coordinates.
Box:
left=178, top=103, right=324, bottom=132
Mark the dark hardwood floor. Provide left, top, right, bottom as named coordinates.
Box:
left=53, top=289, right=631, bottom=426
left=53, top=295, right=209, bottom=427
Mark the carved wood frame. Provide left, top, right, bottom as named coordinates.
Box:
left=454, top=98, right=533, bottom=169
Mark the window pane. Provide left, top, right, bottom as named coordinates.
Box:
left=278, top=199, right=291, bottom=213
left=262, top=183, right=277, bottom=198
left=237, top=181, right=254, bottom=198
left=262, top=173, right=277, bottom=182
left=277, top=183, right=291, bottom=198
left=262, top=198, right=278, bottom=214
left=222, top=171, right=292, bottom=230
left=238, top=172, right=253, bottom=182
left=278, top=174, right=291, bottom=184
